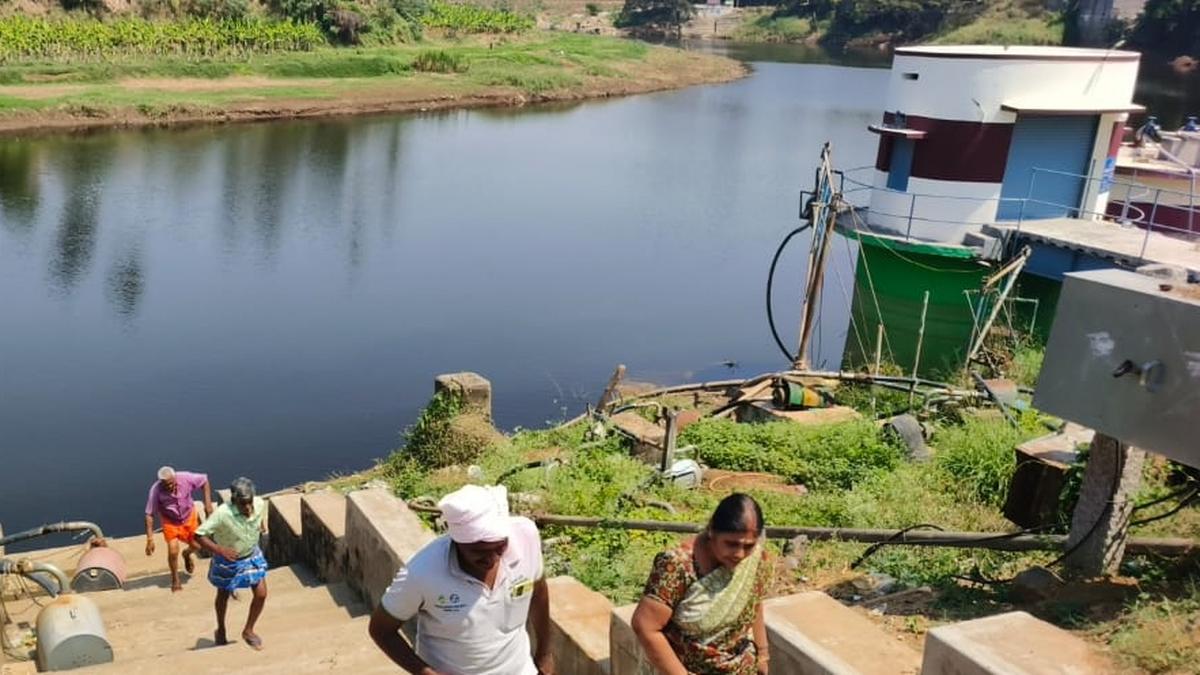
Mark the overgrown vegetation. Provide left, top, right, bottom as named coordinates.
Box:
left=733, top=14, right=814, bottom=43
left=613, top=0, right=692, bottom=36
left=0, top=15, right=325, bottom=63
left=1132, top=0, right=1200, bottom=55
left=412, top=48, right=467, bottom=71
left=753, top=0, right=1062, bottom=48
left=421, top=0, right=534, bottom=33
left=679, top=418, right=903, bottom=491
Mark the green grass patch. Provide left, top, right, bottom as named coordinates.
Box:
left=934, top=14, right=1063, bottom=45
left=261, top=53, right=412, bottom=77
left=734, top=15, right=814, bottom=43
left=931, top=411, right=1044, bottom=508
left=679, top=418, right=902, bottom=491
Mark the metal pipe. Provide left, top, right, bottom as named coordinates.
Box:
left=1142, top=188, right=1161, bottom=261
left=0, top=521, right=105, bottom=548
left=406, top=504, right=1198, bottom=556
left=905, top=193, right=916, bottom=241
left=0, top=558, right=71, bottom=596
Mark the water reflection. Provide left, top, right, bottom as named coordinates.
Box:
left=0, top=141, right=40, bottom=233
left=106, top=247, right=145, bottom=319
left=48, top=150, right=105, bottom=294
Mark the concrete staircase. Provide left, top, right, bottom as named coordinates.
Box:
left=3, top=487, right=1118, bottom=675
left=1, top=544, right=390, bottom=674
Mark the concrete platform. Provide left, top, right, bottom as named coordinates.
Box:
left=986, top=218, right=1200, bottom=278
left=764, top=592, right=921, bottom=675
left=922, top=611, right=1115, bottom=674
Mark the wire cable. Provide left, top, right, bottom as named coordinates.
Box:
left=766, top=224, right=810, bottom=362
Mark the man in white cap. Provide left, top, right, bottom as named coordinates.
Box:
left=368, top=484, right=553, bottom=674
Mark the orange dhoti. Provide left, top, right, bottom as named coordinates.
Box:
left=162, top=509, right=199, bottom=544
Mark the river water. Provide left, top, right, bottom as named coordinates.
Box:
left=2, top=44, right=1195, bottom=542
left=0, top=52, right=886, bottom=540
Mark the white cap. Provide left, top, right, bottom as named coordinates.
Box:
left=438, top=484, right=512, bottom=544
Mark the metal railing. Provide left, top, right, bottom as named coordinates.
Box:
left=816, top=166, right=1198, bottom=262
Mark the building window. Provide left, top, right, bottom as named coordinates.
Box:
left=902, top=72, right=919, bottom=81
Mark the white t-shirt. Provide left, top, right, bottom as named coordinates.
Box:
left=381, top=516, right=543, bottom=675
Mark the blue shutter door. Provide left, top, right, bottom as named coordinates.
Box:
left=996, top=115, right=1098, bottom=221
left=887, top=139, right=914, bottom=192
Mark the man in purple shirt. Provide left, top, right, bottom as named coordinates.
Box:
left=145, top=466, right=213, bottom=592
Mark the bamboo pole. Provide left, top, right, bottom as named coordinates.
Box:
left=406, top=504, right=1197, bottom=556
left=910, top=290, right=930, bottom=406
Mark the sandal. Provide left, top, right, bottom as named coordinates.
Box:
left=243, top=632, right=263, bottom=651
left=183, top=551, right=195, bottom=575
left=214, top=629, right=229, bottom=646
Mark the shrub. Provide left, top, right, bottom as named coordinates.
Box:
left=679, top=419, right=903, bottom=491
left=398, top=390, right=465, bottom=467
left=585, top=2, right=600, bottom=15
left=412, top=48, right=468, bottom=72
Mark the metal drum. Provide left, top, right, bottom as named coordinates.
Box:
left=35, top=594, right=113, bottom=671
left=72, top=545, right=126, bottom=592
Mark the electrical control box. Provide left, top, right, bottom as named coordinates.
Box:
left=1033, top=269, right=1200, bottom=468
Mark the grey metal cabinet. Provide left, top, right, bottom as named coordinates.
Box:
left=1033, top=269, right=1200, bottom=468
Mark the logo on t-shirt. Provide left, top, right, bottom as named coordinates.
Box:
left=509, top=577, right=533, bottom=600
left=435, top=593, right=466, bottom=613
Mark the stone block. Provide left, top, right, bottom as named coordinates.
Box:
left=610, top=412, right=666, bottom=464
left=547, top=577, right=613, bottom=675
left=764, top=592, right=921, bottom=675
left=345, top=488, right=436, bottom=609
left=736, top=402, right=860, bottom=425
left=921, top=611, right=1115, bottom=675
left=300, top=491, right=348, bottom=583
left=265, top=493, right=302, bottom=569
left=435, top=372, right=493, bottom=419
left=1004, top=423, right=1092, bottom=529
left=609, top=604, right=655, bottom=675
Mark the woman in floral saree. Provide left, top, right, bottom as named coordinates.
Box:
left=632, top=493, right=772, bottom=675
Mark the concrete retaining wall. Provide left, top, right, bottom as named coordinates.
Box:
left=764, top=592, right=921, bottom=675
left=264, top=493, right=302, bottom=568
left=546, top=576, right=614, bottom=675
left=343, top=488, right=435, bottom=609
left=300, top=491, right=347, bottom=583
left=609, top=604, right=655, bottom=675
left=922, top=611, right=1114, bottom=674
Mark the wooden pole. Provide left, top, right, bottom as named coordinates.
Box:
left=661, top=409, right=679, bottom=473
left=909, top=290, right=930, bottom=405
left=407, top=503, right=1197, bottom=556
left=872, top=323, right=884, bottom=375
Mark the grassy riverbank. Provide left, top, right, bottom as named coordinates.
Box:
left=366, top=350, right=1199, bottom=673
left=0, top=26, right=742, bottom=134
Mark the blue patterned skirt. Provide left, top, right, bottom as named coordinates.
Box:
left=208, top=547, right=267, bottom=592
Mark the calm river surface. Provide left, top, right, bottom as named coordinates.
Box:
left=2, top=44, right=1194, bottom=541
left=0, top=52, right=885, bottom=540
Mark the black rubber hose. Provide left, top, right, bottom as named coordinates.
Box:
left=766, top=225, right=811, bottom=363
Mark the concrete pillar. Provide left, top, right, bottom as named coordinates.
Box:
left=344, top=488, right=435, bottom=609
left=300, top=491, right=348, bottom=583
left=1064, top=433, right=1146, bottom=577
left=434, top=372, right=492, bottom=419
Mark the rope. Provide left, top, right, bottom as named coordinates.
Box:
left=847, top=207, right=984, bottom=275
